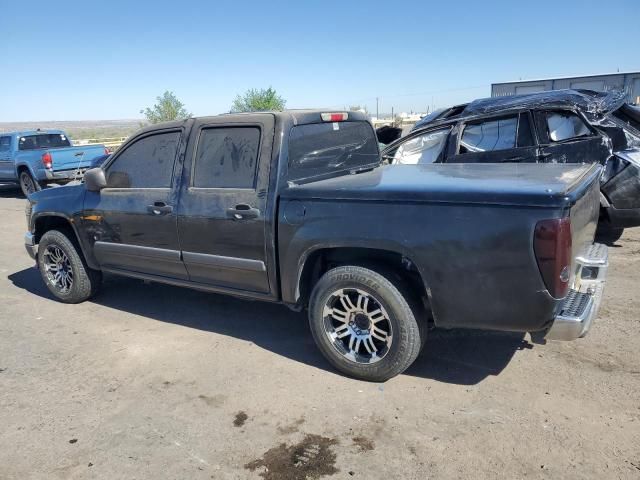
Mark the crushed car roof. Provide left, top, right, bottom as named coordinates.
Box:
left=462, top=89, right=626, bottom=118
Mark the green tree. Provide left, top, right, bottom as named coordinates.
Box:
left=140, top=91, right=191, bottom=124
left=231, top=87, right=286, bottom=113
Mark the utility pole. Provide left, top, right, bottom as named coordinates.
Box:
left=376, top=97, right=379, bottom=120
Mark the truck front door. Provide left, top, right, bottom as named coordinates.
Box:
left=176, top=114, right=275, bottom=295
left=82, top=127, right=188, bottom=279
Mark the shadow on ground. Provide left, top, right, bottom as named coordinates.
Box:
left=8, top=267, right=531, bottom=385
left=0, top=184, right=23, bottom=199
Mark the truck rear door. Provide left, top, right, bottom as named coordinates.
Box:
left=176, top=114, right=275, bottom=295
left=0, top=135, right=13, bottom=180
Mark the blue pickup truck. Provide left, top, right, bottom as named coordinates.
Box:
left=0, top=129, right=107, bottom=196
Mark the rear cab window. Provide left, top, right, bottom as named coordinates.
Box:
left=18, top=133, right=71, bottom=150
left=287, top=121, right=379, bottom=181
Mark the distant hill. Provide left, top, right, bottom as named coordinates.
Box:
left=0, top=119, right=142, bottom=140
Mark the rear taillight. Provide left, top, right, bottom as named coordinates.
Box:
left=534, top=217, right=572, bottom=299
left=42, top=152, right=52, bottom=169
left=321, top=112, right=348, bottom=122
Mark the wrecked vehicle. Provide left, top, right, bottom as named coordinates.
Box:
left=24, top=110, right=608, bottom=381
left=384, top=90, right=640, bottom=242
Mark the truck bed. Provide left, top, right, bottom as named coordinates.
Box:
left=284, top=162, right=601, bottom=208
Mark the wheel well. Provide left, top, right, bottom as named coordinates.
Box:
left=34, top=216, right=76, bottom=244
left=298, top=247, right=430, bottom=309
left=17, top=165, right=29, bottom=175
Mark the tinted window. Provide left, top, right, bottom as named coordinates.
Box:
left=0, top=136, right=10, bottom=152
left=288, top=121, right=379, bottom=180
left=460, top=116, right=517, bottom=153
left=106, top=131, right=179, bottom=188
left=18, top=133, right=71, bottom=150
left=517, top=113, right=534, bottom=147
left=546, top=112, right=591, bottom=142
left=193, top=127, right=260, bottom=188
left=392, top=128, right=449, bottom=165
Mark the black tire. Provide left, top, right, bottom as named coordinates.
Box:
left=19, top=170, right=40, bottom=197
left=308, top=265, right=424, bottom=382
left=37, top=229, right=102, bottom=303
left=595, top=223, right=624, bottom=244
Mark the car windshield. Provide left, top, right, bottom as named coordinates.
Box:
left=18, top=133, right=71, bottom=150
left=288, top=121, right=379, bottom=180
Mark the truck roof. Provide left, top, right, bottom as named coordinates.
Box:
left=134, top=110, right=371, bottom=136
left=1, top=129, right=67, bottom=137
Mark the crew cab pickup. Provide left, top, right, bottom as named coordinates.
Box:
left=0, top=129, right=107, bottom=196
left=24, top=111, right=608, bottom=381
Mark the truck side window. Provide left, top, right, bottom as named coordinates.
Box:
left=192, top=127, right=260, bottom=189
left=545, top=112, right=591, bottom=142
left=0, top=136, right=10, bottom=152
left=106, top=131, right=179, bottom=188
left=459, top=116, right=517, bottom=154
left=390, top=128, right=449, bottom=165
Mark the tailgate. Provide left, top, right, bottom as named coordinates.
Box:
left=568, top=166, right=601, bottom=280
left=49, top=145, right=105, bottom=170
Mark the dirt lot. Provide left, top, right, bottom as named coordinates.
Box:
left=0, top=186, right=638, bottom=479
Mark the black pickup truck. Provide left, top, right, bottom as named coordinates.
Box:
left=24, top=111, right=608, bottom=381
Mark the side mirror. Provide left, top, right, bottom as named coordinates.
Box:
left=84, top=168, right=107, bottom=192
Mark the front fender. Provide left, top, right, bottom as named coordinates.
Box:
left=29, top=184, right=98, bottom=269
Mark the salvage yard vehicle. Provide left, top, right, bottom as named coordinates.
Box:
left=24, top=110, right=608, bottom=381
left=0, top=129, right=107, bottom=197
left=389, top=90, right=640, bottom=243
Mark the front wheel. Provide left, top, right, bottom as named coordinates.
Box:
left=37, top=229, right=102, bottom=303
left=308, top=266, right=424, bottom=382
left=19, top=170, right=40, bottom=197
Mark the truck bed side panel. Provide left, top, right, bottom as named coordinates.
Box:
left=279, top=199, right=560, bottom=332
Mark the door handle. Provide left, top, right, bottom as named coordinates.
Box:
left=147, top=202, right=173, bottom=215
left=227, top=204, right=260, bottom=220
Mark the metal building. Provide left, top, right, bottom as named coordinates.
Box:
left=492, top=72, right=640, bottom=104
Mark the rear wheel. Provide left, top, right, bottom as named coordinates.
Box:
left=19, top=170, right=40, bottom=197
left=308, top=266, right=424, bottom=382
left=37, top=229, right=102, bottom=303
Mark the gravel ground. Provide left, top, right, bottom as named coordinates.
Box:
left=0, top=187, right=638, bottom=479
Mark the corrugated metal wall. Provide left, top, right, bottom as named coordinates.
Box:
left=492, top=73, right=640, bottom=104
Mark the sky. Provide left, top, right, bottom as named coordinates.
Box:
left=0, top=0, right=637, bottom=121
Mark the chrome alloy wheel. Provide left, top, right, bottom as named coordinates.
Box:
left=42, top=245, right=74, bottom=293
left=322, top=288, right=393, bottom=364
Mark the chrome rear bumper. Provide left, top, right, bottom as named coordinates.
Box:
left=545, top=243, right=608, bottom=341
